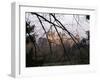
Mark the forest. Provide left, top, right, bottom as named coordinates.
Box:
left=25, top=12, right=90, bottom=67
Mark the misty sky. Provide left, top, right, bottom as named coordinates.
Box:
left=25, top=12, right=89, bottom=41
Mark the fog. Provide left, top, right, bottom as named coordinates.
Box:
left=25, top=12, right=89, bottom=41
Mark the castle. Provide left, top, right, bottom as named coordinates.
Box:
left=47, top=31, right=80, bottom=47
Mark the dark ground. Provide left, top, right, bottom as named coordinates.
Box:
left=26, top=39, right=89, bottom=67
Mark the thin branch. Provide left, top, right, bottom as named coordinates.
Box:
left=49, top=14, right=70, bottom=60
left=31, top=12, right=64, bottom=29
left=54, top=23, right=70, bottom=60
left=50, top=14, right=81, bottom=53
left=36, top=15, right=53, bottom=55
left=73, top=15, right=85, bottom=31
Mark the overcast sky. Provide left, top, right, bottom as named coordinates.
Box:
left=25, top=12, right=89, bottom=41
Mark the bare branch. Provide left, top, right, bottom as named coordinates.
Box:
left=50, top=13, right=81, bottom=53
left=36, top=15, right=53, bottom=55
